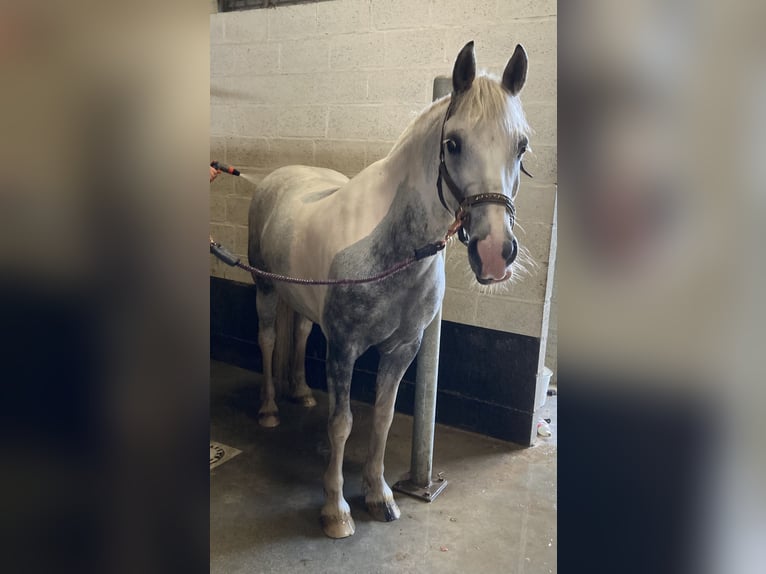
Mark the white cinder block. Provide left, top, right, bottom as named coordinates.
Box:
left=210, top=16, right=225, bottom=45
left=522, top=144, right=556, bottom=185
left=367, top=69, right=430, bottom=104
left=441, top=287, right=479, bottom=325
left=372, top=0, right=430, bottom=30
left=225, top=197, right=251, bottom=226
left=233, top=225, right=250, bottom=256
left=210, top=105, right=232, bottom=136
left=209, top=173, right=233, bottom=197
left=444, top=243, right=471, bottom=290
left=515, top=183, right=556, bottom=226
left=327, top=105, right=380, bottom=139
left=280, top=38, right=330, bottom=74
left=508, top=19, right=557, bottom=62
left=266, top=138, right=315, bottom=168
left=384, top=29, right=445, bottom=68
left=524, top=102, right=557, bottom=146
left=515, top=221, right=553, bottom=265
left=445, top=20, right=556, bottom=68
left=378, top=105, right=420, bottom=140
left=210, top=45, right=231, bottom=77
left=210, top=194, right=226, bottom=223
left=222, top=75, right=271, bottom=105
left=210, top=136, right=226, bottom=164
left=230, top=105, right=279, bottom=138
left=330, top=33, right=385, bottom=70
left=224, top=74, right=316, bottom=106
left=277, top=106, right=328, bottom=138
left=498, top=0, right=557, bottom=19
left=223, top=10, right=268, bottom=43
left=212, top=43, right=280, bottom=77
left=429, top=0, right=496, bottom=27
left=210, top=77, right=231, bottom=105
left=210, top=257, right=226, bottom=279
left=267, top=74, right=317, bottom=106
left=225, top=136, right=270, bottom=168
left=315, top=139, right=367, bottom=176
left=314, top=72, right=369, bottom=104
left=515, top=62, right=557, bottom=103
left=475, top=297, right=543, bottom=337
left=268, top=3, right=318, bottom=40
left=318, top=0, right=371, bottom=35
left=504, top=263, right=548, bottom=303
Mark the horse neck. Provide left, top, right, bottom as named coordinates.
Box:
left=384, top=98, right=457, bottom=241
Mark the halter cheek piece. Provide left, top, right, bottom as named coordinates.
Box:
left=436, top=96, right=528, bottom=246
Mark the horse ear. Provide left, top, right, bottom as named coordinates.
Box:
left=502, top=44, right=528, bottom=96
left=452, top=41, right=476, bottom=94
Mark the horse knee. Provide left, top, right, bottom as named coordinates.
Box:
left=258, top=329, right=276, bottom=350
left=295, top=316, right=313, bottom=340
left=328, top=408, right=352, bottom=441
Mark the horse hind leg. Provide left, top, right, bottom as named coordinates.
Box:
left=320, top=344, right=357, bottom=538
left=364, top=338, right=421, bottom=523
left=255, top=285, right=280, bottom=428
left=290, top=314, right=317, bottom=407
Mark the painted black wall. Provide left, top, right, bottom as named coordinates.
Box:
left=211, top=277, right=539, bottom=445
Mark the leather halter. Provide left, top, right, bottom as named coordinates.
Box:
left=436, top=96, right=522, bottom=246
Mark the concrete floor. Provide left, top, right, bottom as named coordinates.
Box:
left=211, top=361, right=557, bottom=574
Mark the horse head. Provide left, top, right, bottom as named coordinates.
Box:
left=440, top=41, right=530, bottom=284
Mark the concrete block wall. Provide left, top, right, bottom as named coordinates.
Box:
left=210, top=1, right=557, bottom=368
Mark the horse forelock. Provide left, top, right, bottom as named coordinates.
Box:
left=452, top=74, right=530, bottom=142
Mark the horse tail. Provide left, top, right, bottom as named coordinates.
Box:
left=272, top=295, right=296, bottom=397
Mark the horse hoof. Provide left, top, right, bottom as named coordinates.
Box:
left=296, top=395, right=317, bottom=408
left=366, top=499, right=401, bottom=522
left=320, top=514, right=356, bottom=538
left=258, top=414, right=280, bottom=428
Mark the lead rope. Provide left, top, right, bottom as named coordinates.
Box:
left=210, top=215, right=462, bottom=286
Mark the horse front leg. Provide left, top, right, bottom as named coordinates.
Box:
left=320, top=344, right=357, bottom=538
left=364, top=338, right=421, bottom=522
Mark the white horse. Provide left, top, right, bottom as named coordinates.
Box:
left=248, top=41, right=531, bottom=538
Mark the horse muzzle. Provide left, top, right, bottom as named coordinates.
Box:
left=468, top=235, right=518, bottom=284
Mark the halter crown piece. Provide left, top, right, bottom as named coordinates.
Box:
left=436, top=95, right=525, bottom=246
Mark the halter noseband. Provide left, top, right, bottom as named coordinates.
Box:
left=436, top=96, right=523, bottom=246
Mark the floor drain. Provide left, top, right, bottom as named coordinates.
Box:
left=210, top=441, right=242, bottom=471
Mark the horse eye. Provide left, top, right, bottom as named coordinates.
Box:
left=517, top=137, right=529, bottom=157
left=445, top=138, right=461, bottom=154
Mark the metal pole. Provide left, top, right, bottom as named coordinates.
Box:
left=393, top=76, right=452, bottom=502
left=410, top=285, right=443, bottom=486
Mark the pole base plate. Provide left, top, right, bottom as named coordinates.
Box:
left=393, top=474, right=448, bottom=502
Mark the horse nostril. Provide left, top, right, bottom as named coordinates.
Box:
left=503, top=238, right=519, bottom=264
left=467, top=238, right=480, bottom=264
